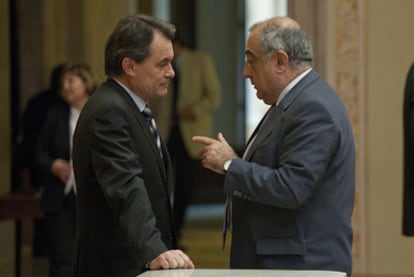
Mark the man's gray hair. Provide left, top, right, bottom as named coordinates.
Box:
left=252, top=22, right=314, bottom=68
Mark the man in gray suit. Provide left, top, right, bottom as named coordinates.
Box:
left=72, top=15, right=194, bottom=276
left=193, top=16, right=355, bottom=275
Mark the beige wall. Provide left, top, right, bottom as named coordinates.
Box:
left=19, top=0, right=132, bottom=115
left=80, top=0, right=134, bottom=81
left=366, top=0, right=414, bottom=274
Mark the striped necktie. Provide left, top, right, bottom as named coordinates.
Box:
left=142, top=105, right=163, bottom=158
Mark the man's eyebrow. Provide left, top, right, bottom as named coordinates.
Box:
left=245, top=50, right=254, bottom=57
left=157, top=57, right=171, bottom=65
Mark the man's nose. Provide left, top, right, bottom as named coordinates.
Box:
left=242, top=63, right=251, bottom=79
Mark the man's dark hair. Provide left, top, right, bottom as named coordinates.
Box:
left=104, top=14, right=176, bottom=77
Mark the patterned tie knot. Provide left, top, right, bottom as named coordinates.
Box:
left=142, top=105, right=153, bottom=124
left=142, top=105, right=163, bottom=158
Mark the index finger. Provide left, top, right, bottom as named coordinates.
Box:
left=192, top=136, right=218, bottom=145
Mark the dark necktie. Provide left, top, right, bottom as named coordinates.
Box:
left=222, top=105, right=278, bottom=249
left=142, top=105, right=163, bottom=158
left=222, top=195, right=232, bottom=250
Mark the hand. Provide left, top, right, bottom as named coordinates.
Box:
left=148, top=249, right=195, bottom=270
left=51, top=159, right=71, bottom=183
left=192, top=132, right=238, bottom=174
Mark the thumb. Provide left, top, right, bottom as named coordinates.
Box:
left=217, top=132, right=229, bottom=146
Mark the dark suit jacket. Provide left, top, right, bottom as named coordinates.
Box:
left=403, top=62, right=414, bottom=236
left=36, top=104, right=71, bottom=212
left=18, top=89, right=65, bottom=191
left=225, top=70, right=355, bottom=275
left=71, top=79, right=176, bottom=277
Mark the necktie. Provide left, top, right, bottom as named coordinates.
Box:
left=142, top=105, right=163, bottom=158
left=222, top=105, right=278, bottom=249
left=222, top=194, right=232, bottom=250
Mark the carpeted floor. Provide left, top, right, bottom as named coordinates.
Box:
left=22, top=204, right=228, bottom=276
left=19, top=204, right=414, bottom=276
left=180, top=215, right=230, bottom=269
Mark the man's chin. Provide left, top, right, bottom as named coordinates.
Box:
left=157, top=89, right=169, bottom=98
left=256, top=92, right=274, bottom=105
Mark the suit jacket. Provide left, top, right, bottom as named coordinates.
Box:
left=403, top=62, right=414, bottom=236
left=36, top=104, right=71, bottom=213
left=71, top=79, right=176, bottom=277
left=20, top=89, right=65, bottom=191
left=150, top=48, right=221, bottom=158
left=224, top=70, right=355, bottom=275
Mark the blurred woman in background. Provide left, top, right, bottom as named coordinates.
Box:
left=36, top=64, right=97, bottom=277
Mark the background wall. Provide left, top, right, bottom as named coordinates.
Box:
left=0, top=0, right=14, bottom=276
left=0, top=1, right=11, bottom=193
left=366, top=0, right=414, bottom=274
left=18, top=0, right=133, bottom=114
left=196, top=0, right=244, bottom=148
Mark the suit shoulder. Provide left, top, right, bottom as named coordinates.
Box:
left=87, top=84, right=127, bottom=111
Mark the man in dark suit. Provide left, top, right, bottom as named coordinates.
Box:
left=71, top=15, right=194, bottom=277
left=193, top=16, right=355, bottom=275
left=403, top=62, right=414, bottom=236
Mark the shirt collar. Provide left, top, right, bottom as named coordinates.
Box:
left=276, top=67, right=312, bottom=106
left=113, top=78, right=147, bottom=112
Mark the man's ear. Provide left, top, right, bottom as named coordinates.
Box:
left=121, top=57, right=136, bottom=76
left=273, top=50, right=289, bottom=73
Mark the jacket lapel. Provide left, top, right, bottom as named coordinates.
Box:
left=105, top=79, right=168, bottom=183
left=243, top=104, right=283, bottom=161
left=243, top=69, right=320, bottom=161
left=280, top=69, right=319, bottom=111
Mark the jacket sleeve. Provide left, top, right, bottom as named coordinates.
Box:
left=224, top=100, right=339, bottom=210
left=36, top=108, right=66, bottom=183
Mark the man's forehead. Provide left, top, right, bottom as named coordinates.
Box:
left=245, top=16, right=301, bottom=57
left=245, top=28, right=261, bottom=57
left=246, top=16, right=301, bottom=44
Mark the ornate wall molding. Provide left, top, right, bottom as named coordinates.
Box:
left=334, top=0, right=367, bottom=273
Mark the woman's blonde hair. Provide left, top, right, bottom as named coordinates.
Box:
left=61, top=63, right=98, bottom=95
